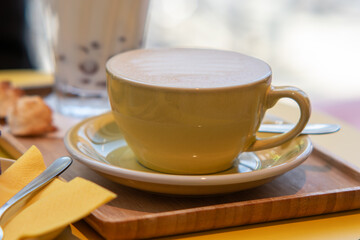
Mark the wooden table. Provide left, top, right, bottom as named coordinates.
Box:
left=5, top=70, right=358, bottom=239
left=4, top=102, right=360, bottom=239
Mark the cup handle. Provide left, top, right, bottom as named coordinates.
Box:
left=247, top=86, right=311, bottom=152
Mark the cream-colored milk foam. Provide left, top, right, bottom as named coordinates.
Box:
left=107, top=49, right=272, bottom=88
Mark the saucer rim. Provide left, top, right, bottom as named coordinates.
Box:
left=64, top=112, right=313, bottom=186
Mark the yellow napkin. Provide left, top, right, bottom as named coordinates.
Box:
left=0, top=146, right=116, bottom=240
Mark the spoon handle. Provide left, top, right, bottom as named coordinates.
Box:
left=0, top=156, right=72, bottom=226
left=259, top=123, right=341, bottom=135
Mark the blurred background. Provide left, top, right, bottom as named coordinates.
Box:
left=1, top=0, right=359, bottom=108
left=145, top=0, right=360, bottom=104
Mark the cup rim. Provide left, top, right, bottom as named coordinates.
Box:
left=106, top=48, right=272, bottom=92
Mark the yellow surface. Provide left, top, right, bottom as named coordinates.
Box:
left=0, top=146, right=116, bottom=240
left=160, top=103, right=360, bottom=240
left=0, top=69, right=53, bottom=88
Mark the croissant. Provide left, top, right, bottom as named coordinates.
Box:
left=7, top=96, right=56, bottom=136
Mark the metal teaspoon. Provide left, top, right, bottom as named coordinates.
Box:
left=258, top=123, right=341, bottom=135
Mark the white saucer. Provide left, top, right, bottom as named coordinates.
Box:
left=64, top=112, right=313, bottom=195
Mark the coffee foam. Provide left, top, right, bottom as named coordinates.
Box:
left=107, top=48, right=271, bottom=88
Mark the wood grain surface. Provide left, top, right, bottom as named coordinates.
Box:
left=3, top=133, right=360, bottom=240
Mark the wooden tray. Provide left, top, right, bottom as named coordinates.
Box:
left=3, top=134, right=360, bottom=240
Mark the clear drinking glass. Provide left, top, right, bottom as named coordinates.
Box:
left=49, top=0, right=149, bottom=118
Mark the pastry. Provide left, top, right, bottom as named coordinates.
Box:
left=7, top=96, right=56, bottom=136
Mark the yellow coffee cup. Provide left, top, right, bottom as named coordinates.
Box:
left=106, top=48, right=310, bottom=174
